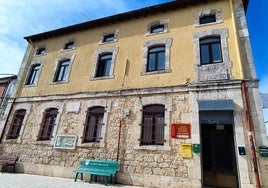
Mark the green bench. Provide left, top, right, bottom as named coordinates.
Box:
left=73, top=159, right=119, bottom=186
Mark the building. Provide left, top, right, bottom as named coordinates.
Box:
left=0, top=75, right=17, bottom=139
left=0, top=0, right=267, bottom=187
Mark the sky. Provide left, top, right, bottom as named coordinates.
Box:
left=0, top=0, right=267, bottom=132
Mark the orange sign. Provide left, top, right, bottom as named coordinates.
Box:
left=171, top=123, right=191, bottom=139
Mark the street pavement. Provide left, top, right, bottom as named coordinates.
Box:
left=0, top=173, right=145, bottom=188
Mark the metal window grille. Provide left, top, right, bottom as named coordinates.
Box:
left=37, top=108, right=58, bottom=141
left=140, top=105, right=165, bottom=146
left=82, top=107, right=104, bottom=143
left=6, top=109, right=26, bottom=139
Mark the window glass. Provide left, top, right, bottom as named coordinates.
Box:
left=96, top=54, right=112, bottom=77
left=83, top=107, right=104, bottom=143
left=200, top=37, right=222, bottom=65
left=55, top=60, right=70, bottom=82
left=103, top=34, right=115, bottom=42
left=141, top=105, right=165, bottom=146
left=150, top=25, right=164, bottom=33
left=6, top=109, right=26, bottom=139
left=147, top=46, right=165, bottom=72
left=26, top=64, right=40, bottom=85
left=200, top=15, right=216, bottom=24
left=36, top=47, right=46, bottom=55
left=64, top=41, right=74, bottom=50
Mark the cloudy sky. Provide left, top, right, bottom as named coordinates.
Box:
left=0, top=0, right=267, bottom=131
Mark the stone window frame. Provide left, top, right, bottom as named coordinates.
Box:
left=91, top=46, right=118, bottom=80
left=34, top=102, right=63, bottom=145
left=133, top=96, right=171, bottom=151
left=193, top=28, right=232, bottom=81
left=24, top=59, right=45, bottom=87
left=51, top=53, right=75, bottom=84
left=60, top=39, right=76, bottom=51
left=99, top=29, right=119, bottom=44
left=146, top=19, right=169, bottom=36
left=77, top=100, right=111, bottom=148
left=194, top=9, right=223, bottom=27
left=141, top=38, right=172, bottom=76
left=4, top=104, right=31, bottom=144
left=34, top=44, right=48, bottom=56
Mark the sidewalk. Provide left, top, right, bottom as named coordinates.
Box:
left=0, top=173, right=145, bottom=188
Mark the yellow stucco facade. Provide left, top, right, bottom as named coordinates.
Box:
left=19, top=1, right=243, bottom=97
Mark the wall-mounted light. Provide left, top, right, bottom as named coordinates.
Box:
left=124, top=108, right=130, bottom=116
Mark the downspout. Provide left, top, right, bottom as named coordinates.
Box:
left=0, top=98, right=16, bottom=143
left=241, top=81, right=261, bottom=188
left=116, top=118, right=123, bottom=161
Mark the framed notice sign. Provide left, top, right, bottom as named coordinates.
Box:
left=171, top=123, right=191, bottom=139
left=54, top=135, right=77, bottom=149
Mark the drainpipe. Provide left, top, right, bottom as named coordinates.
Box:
left=241, top=81, right=261, bottom=188
left=116, top=118, right=123, bottom=161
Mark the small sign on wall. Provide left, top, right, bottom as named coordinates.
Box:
left=171, top=123, right=191, bottom=139
left=54, top=135, right=77, bottom=149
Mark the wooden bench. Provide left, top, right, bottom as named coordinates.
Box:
left=0, top=155, right=18, bottom=173
left=73, top=159, right=119, bottom=186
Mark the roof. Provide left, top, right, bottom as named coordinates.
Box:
left=24, top=0, right=249, bottom=42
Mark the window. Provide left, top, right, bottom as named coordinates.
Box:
left=54, top=59, right=70, bottom=82
left=64, top=41, right=74, bottom=50
left=200, top=37, right=222, bottom=65
left=142, top=38, right=172, bottom=75
left=37, top=108, right=58, bottom=141
left=36, top=47, right=46, bottom=55
left=199, top=15, right=216, bottom=24
left=150, top=25, right=165, bottom=34
left=95, top=53, right=112, bottom=77
left=26, top=64, right=40, bottom=85
left=6, top=109, right=26, bottom=139
left=146, top=19, right=169, bottom=36
left=147, top=46, right=165, bottom=72
left=140, top=105, right=165, bottom=146
left=82, top=107, right=104, bottom=143
left=103, top=34, right=115, bottom=43
left=194, top=9, right=222, bottom=27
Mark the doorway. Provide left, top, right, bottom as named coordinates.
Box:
left=200, top=112, right=238, bottom=188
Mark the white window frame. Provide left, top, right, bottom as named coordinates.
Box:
left=146, top=19, right=169, bottom=36
left=24, top=59, right=45, bottom=87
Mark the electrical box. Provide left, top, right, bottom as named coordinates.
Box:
left=238, top=146, right=246, bottom=155
left=259, top=146, right=268, bottom=157
left=180, top=144, right=192, bottom=158
left=193, top=144, right=200, bottom=153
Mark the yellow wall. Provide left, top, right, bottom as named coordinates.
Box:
left=19, top=0, right=243, bottom=97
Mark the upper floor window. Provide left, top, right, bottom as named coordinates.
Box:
left=150, top=24, right=165, bottom=34
left=140, top=105, right=165, bottom=146
left=199, top=15, right=216, bottom=25
left=6, top=109, right=26, bottom=139
left=146, top=19, right=169, bottom=36
left=36, top=47, right=46, bottom=55
left=142, top=38, right=172, bottom=75
left=103, top=34, right=115, bottom=43
left=26, top=64, right=40, bottom=85
left=95, top=53, right=112, bottom=78
left=54, top=59, right=70, bottom=82
left=63, top=41, right=75, bottom=50
left=194, top=9, right=222, bottom=27
left=37, top=108, right=58, bottom=141
left=200, top=37, right=222, bottom=65
left=82, top=107, right=105, bottom=143
left=147, top=46, right=165, bottom=72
